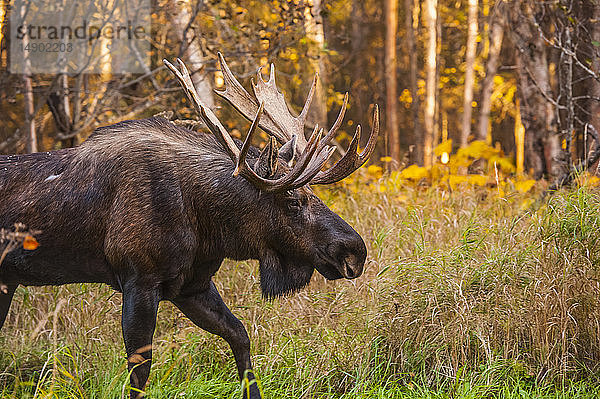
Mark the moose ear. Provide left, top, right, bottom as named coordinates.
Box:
left=254, top=137, right=279, bottom=178
left=279, top=135, right=296, bottom=165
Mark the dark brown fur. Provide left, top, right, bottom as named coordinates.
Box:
left=0, top=117, right=367, bottom=398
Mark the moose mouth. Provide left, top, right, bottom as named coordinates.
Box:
left=315, top=248, right=361, bottom=280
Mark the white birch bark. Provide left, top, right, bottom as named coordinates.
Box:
left=172, top=0, right=214, bottom=109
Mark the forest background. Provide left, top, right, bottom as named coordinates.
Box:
left=2, top=0, right=600, bottom=398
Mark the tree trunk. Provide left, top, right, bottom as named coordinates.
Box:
left=48, top=74, right=77, bottom=147
left=23, top=74, right=36, bottom=153
left=476, top=13, right=504, bottom=143
left=21, top=1, right=36, bottom=153
left=459, top=0, right=478, bottom=148
left=514, top=98, right=525, bottom=175
left=385, top=0, right=400, bottom=168
left=591, top=3, right=600, bottom=136
left=423, top=0, right=438, bottom=167
left=508, top=2, right=555, bottom=179
left=405, top=0, right=421, bottom=164
left=303, top=0, right=328, bottom=128
left=172, top=0, right=214, bottom=109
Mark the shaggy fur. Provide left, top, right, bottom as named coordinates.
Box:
left=0, top=117, right=367, bottom=398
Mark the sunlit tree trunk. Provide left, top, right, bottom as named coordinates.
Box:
left=514, top=98, right=525, bottom=175
left=20, top=1, right=36, bottom=153
left=385, top=0, right=400, bottom=168
left=23, top=74, right=36, bottom=153
left=172, top=0, right=214, bottom=109
left=304, top=0, right=328, bottom=128
left=477, top=13, right=504, bottom=143
left=423, top=0, right=437, bottom=167
left=459, top=0, right=478, bottom=148
left=405, top=0, right=421, bottom=164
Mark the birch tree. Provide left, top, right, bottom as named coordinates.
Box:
left=477, top=10, right=504, bottom=143
left=385, top=0, right=400, bottom=167
left=459, top=0, right=478, bottom=148
left=172, top=0, right=214, bottom=109
left=423, top=0, right=437, bottom=167
left=405, top=0, right=421, bottom=164
left=303, top=0, right=328, bottom=128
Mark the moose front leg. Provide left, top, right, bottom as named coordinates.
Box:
left=0, top=284, right=17, bottom=329
left=173, top=282, right=261, bottom=399
left=121, top=284, right=159, bottom=399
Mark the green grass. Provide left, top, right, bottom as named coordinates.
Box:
left=2, top=183, right=600, bottom=398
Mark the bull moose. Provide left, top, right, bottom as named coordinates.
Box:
left=0, top=54, right=379, bottom=398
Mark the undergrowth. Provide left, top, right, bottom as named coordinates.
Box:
left=1, top=180, right=600, bottom=398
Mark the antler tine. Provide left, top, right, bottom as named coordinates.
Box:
left=215, top=53, right=295, bottom=148
left=164, top=58, right=241, bottom=163
left=234, top=102, right=264, bottom=177
left=298, top=73, right=318, bottom=125
left=252, top=63, right=309, bottom=151
left=167, top=57, right=335, bottom=193
left=290, top=145, right=336, bottom=189
left=310, top=105, right=380, bottom=185
left=234, top=123, right=327, bottom=192
left=316, top=92, right=349, bottom=153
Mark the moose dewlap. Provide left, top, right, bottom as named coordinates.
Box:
left=0, top=54, right=379, bottom=399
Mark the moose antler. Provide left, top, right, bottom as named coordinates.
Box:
left=214, top=53, right=380, bottom=185
left=164, top=58, right=336, bottom=192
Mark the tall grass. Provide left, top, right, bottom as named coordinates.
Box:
left=1, top=183, right=600, bottom=397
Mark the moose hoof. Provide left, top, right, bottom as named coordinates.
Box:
left=241, top=382, right=261, bottom=399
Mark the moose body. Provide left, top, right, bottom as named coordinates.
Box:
left=0, top=55, right=378, bottom=398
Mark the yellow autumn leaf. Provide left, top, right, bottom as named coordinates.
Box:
left=23, top=235, right=39, bottom=250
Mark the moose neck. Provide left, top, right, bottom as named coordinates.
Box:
left=187, top=150, right=269, bottom=263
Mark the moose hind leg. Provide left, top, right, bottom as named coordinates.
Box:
left=173, top=282, right=261, bottom=399
left=0, top=284, right=17, bottom=330
left=121, top=284, right=159, bottom=399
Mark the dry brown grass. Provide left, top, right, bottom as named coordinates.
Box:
left=1, top=183, right=600, bottom=397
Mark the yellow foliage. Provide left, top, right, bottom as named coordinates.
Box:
left=456, top=140, right=496, bottom=159
left=399, top=165, right=429, bottom=181
left=514, top=179, right=536, bottom=193
left=367, top=165, right=383, bottom=179
left=576, top=173, right=600, bottom=187
left=489, top=155, right=516, bottom=174
left=399, top=89, right=413, bottom=104
left=467, top=175, right=488, bottom=186
left=434, top=139, right=452, bottom=157
left=441, top=174, right=487, bottom=190
left=586, top=176, right=600, bottom=187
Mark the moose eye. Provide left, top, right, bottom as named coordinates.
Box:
left=287, top=198, right=302, bottom=211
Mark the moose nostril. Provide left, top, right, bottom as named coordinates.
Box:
left=344, top=262, right=355, bottom=278
left=342, top=254, right=363, bottom=279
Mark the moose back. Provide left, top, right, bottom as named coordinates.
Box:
left=0, top=54, right=379, bottom=399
